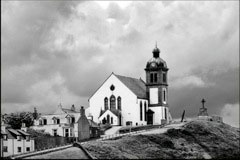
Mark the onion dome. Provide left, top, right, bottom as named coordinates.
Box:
left=146, top=43, right=167, bottom=68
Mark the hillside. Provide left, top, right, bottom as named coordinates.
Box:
left=82, top=120, right=240, bottom=159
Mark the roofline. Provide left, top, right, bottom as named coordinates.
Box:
left=88, top=72, right=115, bottom=101
left=115, top=74, right=147, bottom=99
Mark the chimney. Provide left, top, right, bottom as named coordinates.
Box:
left=80, top=106, right=85, bottom=116
left=71, top=104, right=75, bottom=111
left=21, top=123, right=27, bottom=132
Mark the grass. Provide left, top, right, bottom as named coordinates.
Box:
left=82, top=120, right=240, bottom=159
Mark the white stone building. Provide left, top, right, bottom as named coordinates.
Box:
left=31, top=104, right=80, bottom=137
left=89, top=45, right=172, bottom=126
left=1, top=123, right=35, bottom=157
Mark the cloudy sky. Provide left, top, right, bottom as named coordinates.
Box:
left=1, top=1, right=239, bottom=127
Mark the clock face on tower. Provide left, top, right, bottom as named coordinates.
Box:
left=150, top=62, right=156, bottom=67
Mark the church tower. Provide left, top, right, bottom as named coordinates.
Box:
left=145, top=43, right=169, bottom=124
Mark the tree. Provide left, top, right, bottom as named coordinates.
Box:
left=3, top=112, right=34, bottom=129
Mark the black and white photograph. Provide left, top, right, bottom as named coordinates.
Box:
left=1, top=0, right=239, bottom=159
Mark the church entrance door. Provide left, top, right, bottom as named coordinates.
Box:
left=146, top=109, right=154, bottom=125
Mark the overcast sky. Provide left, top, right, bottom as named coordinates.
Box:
left=1, top=1, right=239, bottom=127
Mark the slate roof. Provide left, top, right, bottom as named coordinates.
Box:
left=62, top=108, right=79, bottom=113
left=99, top=109, right=121, bottom=118
left=88, top=119, right=99, bottom=128
left=115, top=74, right=147, bottom=99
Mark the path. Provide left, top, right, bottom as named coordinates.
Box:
left=104, top=126, right=122, bottom=135
left=140, top=122, right=187, bottom=135
left=24, top=147, right=89, bottom=159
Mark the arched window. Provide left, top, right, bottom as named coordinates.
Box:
left=110, top=95, right=116, bottom=110
left=140, top=101, right=143, bottom=121
left=111, top=117, right=113, bottom=124
left=165, top=108, right=167, bottom=120
left=144, top=101, right=147, bottom=121
left=163, top=89, right=166, bottom=102
left=107, top=114, right=110, bottom=124
left=117, top=96, right=121, bottom=110
left=104, top=97, right=108, bottom=110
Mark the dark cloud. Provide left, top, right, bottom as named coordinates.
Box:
left=1, top=1, right=239, bottom=127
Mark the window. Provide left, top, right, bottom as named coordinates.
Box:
left=3, top=146, right=7, bottom=152
left=65, top=129, right=69, bottom=137
left=111, top=117, right=113, bottom=124
left=104, top=97, right=108, bottom=110
left=165, top=108, right=167, bottom=120
left=26, top=147, right=30, bottom=152
left=144, top=102, right=147, bottom=121
left=117, top=96, right=121, bottom=110
left=163, top=73, right=166, bottom=83
left=150, top=73, right=154, bottom=83
left=163, top=89, right=166, bottom=102
left=72, top=117, right=75, bottom=123
left=70, top=128, right=73, bottom=137
left=26, top=136, right=30, bottom=141
left=57, top=119, right=60, bottom=124
left=154, top=73, right=157, bottom=82
left=18, top=147, right=21, bottom=153
left=39, top=120, right=43, bottom=125
left=140, top=101, right=143, bottom=121
left=107, top=114, right=110, bottom=124
left=3, top=134, right=7, bottom=140
left=110, top=95, right=116, bottom=110
left=53, top=129, right=57, bottom=136
left=43, top=119, right=47, bottom=125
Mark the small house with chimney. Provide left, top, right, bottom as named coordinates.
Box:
left=31, top=104, right=100, bottom=139
left=1, top=122, right=35, bottom=157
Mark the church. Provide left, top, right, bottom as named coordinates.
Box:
left=88, top=45, right=172, bottom=126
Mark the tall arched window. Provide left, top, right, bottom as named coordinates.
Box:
left=110, top=95, right=116, bottom=110
left=117, top=96, right=121, bottom=110
left=165, top=108, right=167, bottom=120
left=140, top=101, right=143, bottom=121
left=107, top=114, right=110, bottom=123
left=104, top=97, right=108, bottom=110
left=144, top=102, right=147, bottom=121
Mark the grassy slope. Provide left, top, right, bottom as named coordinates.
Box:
left=82, top=120, right=240, bottom=159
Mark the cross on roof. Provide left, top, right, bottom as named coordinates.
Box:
left=201, top=98, right=206, bottom=108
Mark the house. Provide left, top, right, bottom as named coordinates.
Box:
left=31, top=104, right=81, bottom=137
left=77, top=106, right=100, bottom=141
left=1, top=122, right=35, bottom=157
left=88, top=44, right=172, bottom=126
left=31, top=105, right=100, bottom=139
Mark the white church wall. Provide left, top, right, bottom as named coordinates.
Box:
left=89, top=74, right=137, bottom=125
left=149, top=106, right=169, bottom=124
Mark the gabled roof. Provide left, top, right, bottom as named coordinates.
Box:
left=115, top=74, right=147, bottom=99
left=17, top=129, right=30, bottom=136
left=99, top=109, right=121, bottom=118
left=62, top=108, right=78, bottom=114
left=8, top=129, right=21, bottom=136
left=88, top=119, right=99, bottom=128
